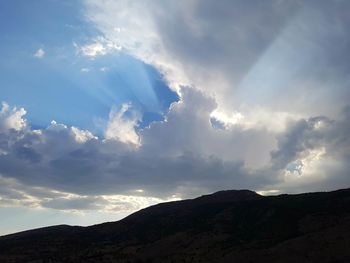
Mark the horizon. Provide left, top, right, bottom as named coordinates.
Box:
left=3, top=187, right=348, bottom=237
left=1, top=0, right=350, bottom=235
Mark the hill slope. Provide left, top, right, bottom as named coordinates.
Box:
left=0, top=189, right=350, bottom=262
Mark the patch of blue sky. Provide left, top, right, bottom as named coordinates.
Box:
left=0, top=0, right=178, bottom=134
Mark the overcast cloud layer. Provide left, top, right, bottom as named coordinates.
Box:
left=1, top=0, right=350, bottom=216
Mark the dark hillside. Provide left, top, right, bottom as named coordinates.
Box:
left=1, top=188, right=349, bottom=262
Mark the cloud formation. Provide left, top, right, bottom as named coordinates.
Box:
left=74, top=36, right=121, bottom=58
left=0, top=88, right=349, bottom=212
left=105, top=103, right=141, bottom=145
left=33, top=48, right=45, bottom=58
left=1, top=1, right=350, bottom=214
left=270, top=108, right=350, bottom=192
left=0, top=102, right=27, bottom=131
left=84, top=0, right=350, bottom=120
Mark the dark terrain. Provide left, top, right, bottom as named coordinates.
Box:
left=1, top=188, right=350, bottom=263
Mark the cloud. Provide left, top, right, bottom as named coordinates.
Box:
left=33, top=48, right=45, bottom=58
left=71, top=126, right=97, bottom=143
left=0, top=94, right=272, bottom=202
left=80, top=68, right=90, bottom=73
left=0, top=175, right=171, bottom=213
left=2, top=1, right=350, bottom=213
left=269, top=109, right=350, bottom=192
left=74, top=36, right=122, bottom=58
left=141, top=88, right=276, bottom=168
left=40, top=195, right=106, bottom=211
left=0, top=102, right=27, bottom=131
left=84, top=0, right=350, bottom=123
left=1, top=89, right=349, bottom=213
left=105, top=103, right=141, bottom=145
left=78, top=0, right=350, bottom=196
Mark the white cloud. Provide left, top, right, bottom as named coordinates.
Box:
left=80, top=68, right=90, bottom=73
left=71, top=127, right=97, bottom=143
left=75, top=36, right=122, bottom=58
left=210, top=109, right=245, bottom=129
left=0, top=102, right=27, bottom=131
left=100, top=67, right=109, bottom=72
left=105, top=103, right=140, bottom=146
left=141, top=88, right=277, bottom=168
left=256, top=189, right=280, bottom=196
left=210, top=107, right=300, bottom=133
left=33, top=48, right=45, bottom=58
left=79, top=42, right=106, bottom=57
left=83, top=0, right=350, bottom=125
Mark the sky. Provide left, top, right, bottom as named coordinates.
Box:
left=0, top=0, right=350, bottom=235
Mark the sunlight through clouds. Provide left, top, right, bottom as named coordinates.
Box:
left=1, top=0, right=350, bottom=234
left=105, top=103, right=141, bottom=145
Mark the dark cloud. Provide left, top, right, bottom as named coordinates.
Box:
left=153, top=0, right=301, bottom=84
left=41, top=196, right=106, bottom=211
left=0, top=95, right=349, bottom=212
left=270, top=117, right=330, bottom=170
left=268, top=108, right=350, bottom=192
left=0, top=90, right=274, bottom=202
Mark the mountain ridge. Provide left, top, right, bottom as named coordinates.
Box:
left=1, top=188, right=350, bottom=262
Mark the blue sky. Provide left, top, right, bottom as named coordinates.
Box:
left=0, top=0, right=177, bottom=133
left=0, top=0, right=350, bottom=235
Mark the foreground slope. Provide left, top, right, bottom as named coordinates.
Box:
left=0, top=189, right=350, bottom=262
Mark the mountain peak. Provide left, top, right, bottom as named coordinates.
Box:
left=195, top=189, right=262, bottom=203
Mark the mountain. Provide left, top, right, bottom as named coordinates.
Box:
left=0, top=189, right=350, bottom=263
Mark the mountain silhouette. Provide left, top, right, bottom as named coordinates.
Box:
left=0, top=188, right=350, bottom=262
